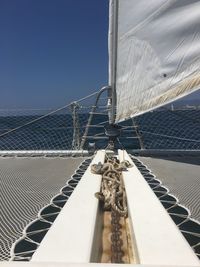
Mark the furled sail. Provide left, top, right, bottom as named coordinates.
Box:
left=109, top=0, right=200, bottom=122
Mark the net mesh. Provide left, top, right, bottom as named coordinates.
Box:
left=131, top=156, right=200, bottom=260
left=0, top=90, right=199, bottom=151
left=0, top=157, right=88, bottom=261
left=133, top=108, right=200, bottom=150
left=0, top=91, right=107, bottom=150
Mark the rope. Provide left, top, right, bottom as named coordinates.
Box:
left=91, top=155, right=132, bottom=217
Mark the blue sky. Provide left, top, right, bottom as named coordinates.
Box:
left=0, top=0, right=199, bottom=109
left=0, top=0, right=109, bottom=109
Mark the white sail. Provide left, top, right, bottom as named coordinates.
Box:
left=109, top=0, right=200, bottom=122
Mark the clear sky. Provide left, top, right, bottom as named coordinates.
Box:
left=0, top=0, right=109, bottom=109
left=0, top=0, right=199, bottom=110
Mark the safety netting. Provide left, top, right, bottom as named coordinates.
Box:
left=131, top=156, right=200, bottom=260
left=0, top=91, right=108, bottom=151
left=0, top=90, right=199, bottom=151
left=0, top=157, right=91, bottom=261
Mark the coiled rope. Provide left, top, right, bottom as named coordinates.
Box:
left=91, top=155, right=132, bottom=217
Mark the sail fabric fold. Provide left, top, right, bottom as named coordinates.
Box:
left=109, top=0, right=200, bottom=122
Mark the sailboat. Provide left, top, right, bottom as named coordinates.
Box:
left=1, top=0, right=200, bottom=265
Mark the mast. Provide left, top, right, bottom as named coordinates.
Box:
left=109, top=0, right=118, bottom=124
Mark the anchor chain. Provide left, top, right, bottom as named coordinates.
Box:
left=91, top=155, right=132, bottom=263
left=111, top=210, right=124, bottom=263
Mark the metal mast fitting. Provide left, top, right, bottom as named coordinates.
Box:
left=104, top=123, right=122, bottom=150
left=70, top=101, right=80, bottom=150
left=80, top=86, right=111, bottom=150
